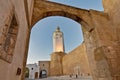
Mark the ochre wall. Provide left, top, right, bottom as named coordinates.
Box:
left=62, top=43, right=91, bottom=76
left=102, top=0, right=120, bottom=41
left=50, top=52, right=65, bottom=76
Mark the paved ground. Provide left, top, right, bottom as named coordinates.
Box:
left=25, top=76, right=93, bottom=80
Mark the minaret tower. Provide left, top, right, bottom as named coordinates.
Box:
left=53, top=27, right=65, bottom=52
left=50, top=27, right=65, bottom=76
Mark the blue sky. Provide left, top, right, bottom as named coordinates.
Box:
left=48, top=0, right=103, bottom=11
left=27, top=0, right=103, bottom=64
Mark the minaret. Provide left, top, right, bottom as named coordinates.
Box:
left=53, top=27, right=65, bottom=52
left=50, top=27, right=65, bottom=76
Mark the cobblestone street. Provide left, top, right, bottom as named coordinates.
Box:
left=25, top=76, right=93, bottom=80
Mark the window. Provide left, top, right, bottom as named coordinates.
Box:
left=3, top=14, right=18, bottom=55
left=0, top=12, right=18, bottom=63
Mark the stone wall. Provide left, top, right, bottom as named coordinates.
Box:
left=102, top=0, right=120, bottom=79
left=102, top=0, right=120, bottom=43
left=50, top=52, right=65, bottom=76
left=62, top=43, right=91, bottom=76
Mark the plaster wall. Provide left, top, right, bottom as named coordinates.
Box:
left=0, top=0, right=29, bottom=80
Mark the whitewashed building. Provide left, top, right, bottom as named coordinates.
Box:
left=26, top=63, right=40, bottom=79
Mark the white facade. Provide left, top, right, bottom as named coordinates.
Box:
left=26, top=63, right=40, bottom=79
left=53, top=27, right=65, bottom=52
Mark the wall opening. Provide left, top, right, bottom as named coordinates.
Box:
left=27, top=16, right=84, bottom=64
left=25, top=16, right=92, bottom=79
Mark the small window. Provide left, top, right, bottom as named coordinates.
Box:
left=43, top=64, right=44, bottom=66
left=56, top=34, right=59, bottom=36
left=31, top=68, right=33, bottom=70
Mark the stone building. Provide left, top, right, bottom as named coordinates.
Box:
left=0, top=0, right=120, bottom=80
left=38, top=61, right=50, bottom=78
left=27, top=41, right=90, bottom=78
left=26, top=63, right=39, bottom=79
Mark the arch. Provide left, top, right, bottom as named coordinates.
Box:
left=39, top=70, right=47, bottom=78
left=31, top=0, right=94, bottom=31
left=27, top=0, right=112, bottom=80
left=31, top=1, right=97, bottom=78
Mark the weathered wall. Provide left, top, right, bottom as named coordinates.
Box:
left=89, top=3, right=120, bottom=78
left=0, top=1, right=12, bottom=80
left=102, top=0, right=120, bottom=41
left=102, top=0, right=120, bottom=79
left=50, top=52, right=65, bottom=76
left=62, top=43, right=91, bottom=76
left=83, top=10, right=113, bottom=80
left=0, top=0, right=29, bottom=80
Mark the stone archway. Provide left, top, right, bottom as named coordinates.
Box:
left=21, top=0, right=115, bottom=80
left=31, top=0, right=94, bottom=31
left=25, top=0, right=113, bottom=80
left=20, top=0, right=120, bottom=80
left=0, top=0, right=120, bottom=80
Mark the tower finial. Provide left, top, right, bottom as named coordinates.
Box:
left=56, top=26, right=60, bottom=31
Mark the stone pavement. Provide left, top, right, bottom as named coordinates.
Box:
left=25, top=76, right=93, bottom=80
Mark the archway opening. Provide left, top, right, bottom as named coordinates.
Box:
left=39, top=70, right=47, bottom=78
left=27, top=16, right=84, bottom=64
left=26, top=16, right=93, bottom=79
left=25, top=0, right=105, bottom=79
